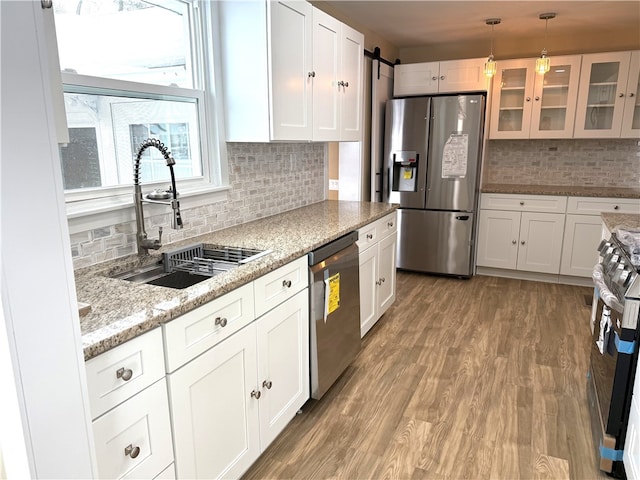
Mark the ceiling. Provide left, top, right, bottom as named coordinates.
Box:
left=314, top=1, right=640, bottom=54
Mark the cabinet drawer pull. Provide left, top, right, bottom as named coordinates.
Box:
left=519, top=201, right=525, bottom=206
left=215, top=317, right=228, bottom=327
left=262, top=380, right=273, bottom=390
left=282, top=279, right=292, bottom=288
left=387, top=221, right=394, bottom=227
left=366, top=233, right=373, bottom=239
left=251, top=390, right=261, bottom=399
left=116, top=367, right=133, bottom=382
left=124, top=444, right=140, bottom=459
left=614, top=205, right=619, bottom=210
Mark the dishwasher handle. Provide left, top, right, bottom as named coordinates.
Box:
left=308, top=231, right=359, bottom=265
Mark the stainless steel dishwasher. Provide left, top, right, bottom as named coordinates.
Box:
left=308, top=231, right=361, bottom=400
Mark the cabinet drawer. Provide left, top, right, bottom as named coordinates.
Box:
left=92, top=379, right=173, bottom=480
left=567, top=196, right=640, bottom=215
left=480, top=194, right=567, bottom=213
left=163, top=282, right=254, bottom=372
left=254, top=256, right=308, bottom=317
left=356, top=221, right=378, bottom=249
left=375, top=211, right=398, bottom=240
left=86, top=328, right=165, bottom=419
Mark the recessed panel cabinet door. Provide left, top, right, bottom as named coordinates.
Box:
left=168, top=324, right=259, bottom=480
left=312, top=8, right=340, bottom=141
left=560, top=214, right=603, bottom=277
left=256, top=289, right=309, bottom=447
left=377, top=233, right=397, bottom=315
left=621, top=50, right=640, bottom=138
left=517, top=212, right=564, bottom=274
left=358, top=244, right=378, bottom=337
left=339, top=22, right=364, bottom=140
left=269, top=0, right=313, bottom=140
left=476, top=210, right=521, bottom=270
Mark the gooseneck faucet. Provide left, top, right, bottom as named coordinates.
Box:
left=133, top=138, right=183, bottom=255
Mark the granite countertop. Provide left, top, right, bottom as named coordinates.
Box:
left=601, top=213, right=640, bottom=233
left=76, top=200, right=397, bottom=360
left=482, top=183, right=640, bottom=199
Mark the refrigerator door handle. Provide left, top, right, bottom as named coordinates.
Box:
left=455, top=215, right=470, bottom=221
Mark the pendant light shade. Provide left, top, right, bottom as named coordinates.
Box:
left=484, top=18, right=501, bottom=78
left=536, top=13, right=556, bottom=75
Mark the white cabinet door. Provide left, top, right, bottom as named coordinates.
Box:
left=574, top=51, right=631, bottom=138
left=169, top=324, right=259, bottom=480
left=489, top=58, right=536, bottom=139
left=377, top=233, right=397, bottom=315
left=476, top=210, right=521, bottom=269
left=312, top=8, right=340, bottom=141
left=438, top=58, right=487, bottom=93
left=621, top=50, right=640, bottom=138
left=269, top=0, right=313, bottom=141
left=338, top=22, right=364, bottom=140
left=358, top=244, right=378, bottom=337
left=529, top=55, right=582, bottom=139
left=393, top=62, right=439, bottom=96
left=560, top=214, right=603, bottom=277
left=256, top=289, right=309, bottom=448
left=517, top=212, right=564, bottom=274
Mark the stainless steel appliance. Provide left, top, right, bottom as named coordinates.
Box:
left=383, top=95, right=485, bottom=277
left=589, top=230, right=640, bottom=478
left=309, top=231, right=361, bottom=400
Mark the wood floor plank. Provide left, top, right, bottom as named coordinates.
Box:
left=241, top=272, right=601, bottom=480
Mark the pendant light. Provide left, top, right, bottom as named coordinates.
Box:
left=536, top=12, right=556, bottom=75
left=484, top=18, right=501, bottom=78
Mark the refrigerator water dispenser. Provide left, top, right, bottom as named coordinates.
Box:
left=392, top=151, right=418, bottom=192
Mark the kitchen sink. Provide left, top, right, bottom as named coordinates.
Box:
left=110, top=244, right=271, bottom=289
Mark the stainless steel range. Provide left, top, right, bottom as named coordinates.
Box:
left=589, top=229, right=640, bottom=478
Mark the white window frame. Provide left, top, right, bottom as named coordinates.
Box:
left=50, top=0, right=230, bottom=232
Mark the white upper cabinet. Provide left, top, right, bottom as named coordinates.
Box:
left=574, top=50, right=640, bottom=138
left=393, top=58, right=487, bottom=97
left=489, top=56, right=581, bottom=139
left=312, top=8, right=364, bottom=141
left=219, top=1, right=363, bottom=142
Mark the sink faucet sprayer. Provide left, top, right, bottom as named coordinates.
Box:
left=133, top=138, right=183, bottom=255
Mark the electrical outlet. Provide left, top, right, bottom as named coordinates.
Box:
left=329, top=179, right=339, bottom=190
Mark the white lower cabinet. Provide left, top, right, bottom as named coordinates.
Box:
left=165, top=258, right=310, bottom=480
left=560, top=214, right=603, bottom=276
left=477, top=207, right=565, bottom=274
left=358, top=212, right=397, bottom=337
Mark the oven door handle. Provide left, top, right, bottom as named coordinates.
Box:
left=593, top=264, right=624, bottom=313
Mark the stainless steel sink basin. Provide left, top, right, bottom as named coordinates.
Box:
left=111, top=243, right=271, bottom=289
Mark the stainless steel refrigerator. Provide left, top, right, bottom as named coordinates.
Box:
left=383, top=95, right=485, bottom=277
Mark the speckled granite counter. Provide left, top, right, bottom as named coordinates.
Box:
left=75, top=200, right=397, bottom=360
left=602, top=213, right=640, bottom=233
left=482, top=183, right=640, bottom=199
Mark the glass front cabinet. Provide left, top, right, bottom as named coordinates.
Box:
left=489, top=56, right=581, bottom=139
left=574, top=51, right=640, bottom=138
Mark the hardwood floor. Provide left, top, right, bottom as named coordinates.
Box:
left=243, top=272, right=606, bottom=480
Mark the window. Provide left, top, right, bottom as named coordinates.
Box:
left=52, top=0, right=224, bottom=207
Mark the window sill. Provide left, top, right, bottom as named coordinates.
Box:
left=66, top=184, right=231, bottom=235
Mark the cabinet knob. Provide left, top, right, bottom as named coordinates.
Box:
left=521, top=241, right=526, bottom=245
left=619, top=93, right=625, bottom=98
left=512, top=240, right=517, bottom=245
left=116, top=367, right=133, bottom=382
left=366, top=233, right=373, bottom=239
left=534, top=96, right=540, bottom=101
left=381, top=277, right=385, bottom=283
left=614, top=205, right=619, bottom=210
left=387, top=221, right=394, bottom=227
left=440, top=75, right=445, bottom=80
left=630, top=93, right=636, bottom=98
left=251, top=390, right=261, bottom=399
left=124, top=444, right=140, bottom=459
left=308, top=71, right=315, bottom=78
left=262, top=380, right=273, bottom=390
left=215, top=317, right=228, bottom=327
left=282, top=279, right=292, bottom=288
left=432, top=76, right=438, bottom=81
left=376, top=279, right=381, bottom=286
left=344, top=81, right=349, bottom=88
left=526, top=97, right=531, bottom=102
left=519, top=201, right=525, bottom=206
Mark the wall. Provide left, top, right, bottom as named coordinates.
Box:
left=482, top=139, right=640, bottom=187
left=71, top=142, right=327, bottom=268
